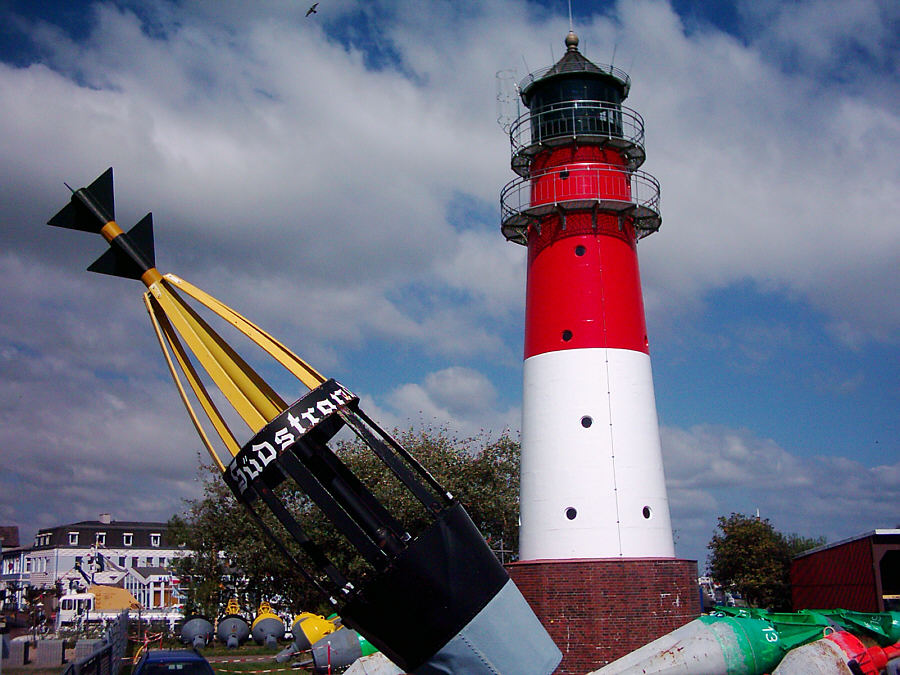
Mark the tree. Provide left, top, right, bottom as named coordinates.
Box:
left=168, top=464, right=300, bottom=618
left=784, top=533, right=827, bottom=558
left=169, top=428, right=521, bottom=616
left=708, top=513, right=794, bottom=610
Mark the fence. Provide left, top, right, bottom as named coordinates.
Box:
left=60, top=611, right=129, bottom=675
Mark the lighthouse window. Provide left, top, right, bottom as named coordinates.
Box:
left=565, top=507, right=578, bottom=520
left=642, top=506, right=652, bottom=519
left=562, top=329, right=573, bottom=341
left=581, top=416, right=593, bottom=428
left=575, top=245, right=586, bottom=256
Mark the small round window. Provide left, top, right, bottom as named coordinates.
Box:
left=642, top=506, right=652, bottom=519
left=575, top=245, right=586, bottom=256
left=565, top=507, right=577, bottom=520
left=581, top=416, right=593, bottom=428
left=562, top=330, right=573, bottom=342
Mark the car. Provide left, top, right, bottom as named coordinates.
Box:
left=132, top=649, right=216, bottom=675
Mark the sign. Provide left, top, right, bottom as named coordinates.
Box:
left=225, top=379, right=357, bottom=495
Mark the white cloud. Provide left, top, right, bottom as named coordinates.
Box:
left=383, top=366, right=520, bottom=438
left=0, top=0, right=896, bottom=549
left=661, top=424, right=900, bottom=564
left=608, top=0, right=900, bottom=342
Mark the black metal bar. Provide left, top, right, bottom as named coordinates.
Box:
left=351, top=406, right=453, bottom=505
left=338, top=410, right=445, bottom=515
left=253, top=483, right=350, bottom=592
left=236, top=489, right=341, bottom=600
left=276, top=449, right=388, bottom=569
left=294, top=432, right=410, bottom=548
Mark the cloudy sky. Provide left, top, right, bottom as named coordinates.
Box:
left=0, top=0, right=897, bottom=567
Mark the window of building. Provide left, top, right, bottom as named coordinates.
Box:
left=119, top=556, right=126, bottom=567
left=150, top=533, right=160, bottom=547
left=131, top=556, right=139, bottom=568
left=123, top=533, right=133, bottom=547
left=96, top=532, right=106, bottom=546
left=24, top=558, right=32, bottom=573
left=68, top=532, right=79, bottom=546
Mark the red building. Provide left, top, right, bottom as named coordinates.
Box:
left=791, top=529, right=900, bottom=612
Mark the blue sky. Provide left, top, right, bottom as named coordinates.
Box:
left=0, top=0, right=897, bottom=567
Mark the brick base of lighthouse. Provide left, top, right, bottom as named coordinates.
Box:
left=507, top=558, right=700, bottom=674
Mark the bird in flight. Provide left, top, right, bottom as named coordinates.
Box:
left=306, top=2, right=318, bottom=16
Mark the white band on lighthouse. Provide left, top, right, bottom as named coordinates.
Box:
left=519, top=346, right=674, bottom=560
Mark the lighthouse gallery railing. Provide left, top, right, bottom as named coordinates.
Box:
left=509, top=101, right=647, bottom=173
left=500, top=162, right=661, bottom=243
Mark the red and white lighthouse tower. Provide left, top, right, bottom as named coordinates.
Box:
left=502, top=32, right=698, bottom=672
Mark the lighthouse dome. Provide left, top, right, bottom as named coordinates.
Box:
left=519, top=31, right=630, bottom=109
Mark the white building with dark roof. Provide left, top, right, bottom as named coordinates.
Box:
left=24, top=514, right=188, bottom=593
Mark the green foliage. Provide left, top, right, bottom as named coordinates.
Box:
left=169, top=428, right=520, bottom=617
left=168, top=462, right=302, bottom=618
left=707, top=513, right=825, bottom=611
left=784, top=532, right=827, bottom=557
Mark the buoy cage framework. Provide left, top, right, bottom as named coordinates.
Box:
left=47, top=161, right=564, bottom=673
left=141, top=272, right=455, bottom=597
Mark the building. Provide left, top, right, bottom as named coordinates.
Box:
left=27, top=514, right=182, bottom=592
left=791, top=529, right=900, bottom=612
left=124, top=567, right=181, bottom=611
left=0, top=527, right=19, bottom=549
left=1, top=545, right=30, bottom=610
left=499, top=31, right=698, bottom=672
left=1, top=514, right=188, bottom=617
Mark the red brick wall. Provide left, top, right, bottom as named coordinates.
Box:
left=507, top=558, right=699, bottom=674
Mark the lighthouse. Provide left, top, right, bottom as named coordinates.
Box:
left=501, top=32, right=698, bottom=672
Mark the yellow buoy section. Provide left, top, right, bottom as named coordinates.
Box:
left=251, top=601, right=286, bottom=646
left=252, top=601, right=280, bottom=629
left=291, top=612, right=337, bottom=651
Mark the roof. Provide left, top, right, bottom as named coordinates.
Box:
left=56, top=520, right=169, bottom=530
left=0, top=545, right=31, bottom=557
left=88, top=584, right=140, bottom=611
left=793, top=529, right=900, bottom=559
left=131, top=566, right=170, bottom=579
left=519, top=30, right=631, bottom=103
left=33, top=520, right=174, bottom=550
left=0, top=526, right=20, bottom=547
